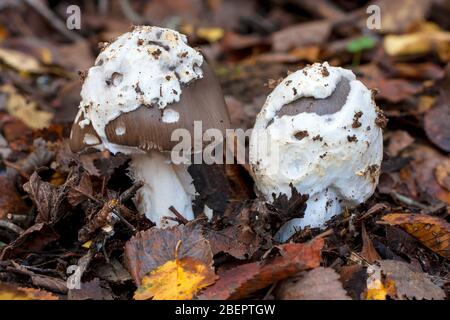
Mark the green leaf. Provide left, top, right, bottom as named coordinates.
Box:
left=346, top=36, right=377, bottom=54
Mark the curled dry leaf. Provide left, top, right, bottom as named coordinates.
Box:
left=0, top=223, right=59, bottom=260
left=134, top=257, right=217, bottom=300
left=381, top=213, right=450, bottom=259
left=275, top=267, right=351, bottom=300
left=367, top=260, right=445, bottom=300
left=399, top=144, right=450, bottom=204
left=198, top=238, right=324, bottom=300
left=360, top=223, right=381, bottom=263
left=0, top=282, right=58, bottom=300
left=0, top=47, right=46, bottom=74
left=124, top=222, right=213, bottom=285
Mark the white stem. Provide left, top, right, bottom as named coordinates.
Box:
left=130, top=151, right=196, bottom=228
left=274, top=189, right=342, bottom=242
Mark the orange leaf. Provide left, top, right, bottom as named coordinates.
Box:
left=198, top=238, right=324, bottom=300
left=381, top=214, right=450, bottom=259
left=0, top=282, right=58, bottom=300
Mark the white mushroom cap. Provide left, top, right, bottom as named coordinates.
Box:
left=249, top=62, right=384, bottom=241
left=74, top=25, right=204, bottom=154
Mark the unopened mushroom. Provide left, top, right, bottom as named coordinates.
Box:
left=249, top=62, right=385, bottom=242
left=70, top=26, right=230, bottom=227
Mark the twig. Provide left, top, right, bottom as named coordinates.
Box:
left=316, top=228, right=333, bottom=239
left=24, top=0, right=83, bottom=42
left=390, top=191, right=428, bottom=210
left=119, top=181, right=144, bottom=203
left=263, top=282, right=277, bottom=300
left=0, top=220, right=24, bottom=234
left=69, top=186, right=102, bottom=204
left=118, top=0, right=146, bottom=24
left=169, top=206, right=189, bottom=225
left=112, top=208, right=136, bottom=233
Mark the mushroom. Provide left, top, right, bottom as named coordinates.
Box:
left=249, top=62, right=385, bottom=242
left=70, top=26, right=231, bottom=227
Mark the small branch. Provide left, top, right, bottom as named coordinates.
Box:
left=0, top=220, right=24, bottom=234
left=390, top=192, right=428, bottom=210
left=69, top=186, right=102, bottom=204
left=24, top=0, right=83, bottom=42
left=169, top=206, right=189, bottom=225
left=112, top=208, right=136, bottom=233
left=118, top=0, right=146, bottom=24
left=119, top=181, right=144, bottom=203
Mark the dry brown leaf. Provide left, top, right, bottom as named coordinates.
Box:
left=371, top=0, right=431, bottom=34
left=0, top=282, right=58, bottom=300
left=134, top=257, right=217, bottom=300
left=399, top=144, right=450, bottom=204
left=271, top=20, right=331, bottom=52
left=0, top=174, right=28, bottom=219
left=275, top=267, right=350, bottom=300
left=381, top=213, right=450, bottom=259
left=124, top=222, right=213, bottom=285
left=435, top=161, right=450, bottom=191
left=379, top=260, right=445, bottom=300
left=360, top=223, right=381, bottom=263
left=198, top=238, right=324, bottom=300
left=386, top=130, right=415, bottom=157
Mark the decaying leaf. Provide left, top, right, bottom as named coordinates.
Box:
left=386, top=130, right=415, bottom=157
left=0, top=282, right=58, bottom=300
left=360, top=223, right=381, bottom=263
left=0, top=174, right=28, bottom=219
left=271, top=20, right=331, bottom=52
left=198, top=238, right=324, bottom=300
left=381, top=213, right=450, bottom=259
left=0, top=223, right=59, bottom=260
left=134, top=256, right=217, bottom=300
left=275, top=267, right=350, bottom=300
left=399, top=144, right=450, bottom=204
left=124, top=222, right=213, bottom=285
left=424, top=64, right=450, bottom=152
left=0, top=84, right=53, bottom=129
left=366, top=260, right=445, bottom=300
left=435, top=161, right=450, bottom=191
left=68, top=278, right=113, bottom=300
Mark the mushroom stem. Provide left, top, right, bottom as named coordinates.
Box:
left=274, top=190, right=342, bottom=242
left=130, top=151, right=196, bottom=227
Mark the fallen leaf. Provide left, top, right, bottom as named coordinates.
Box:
left=399, top=144, right=450, bottom=204
left=0, top=47, right=45, bottom=74
left=384, top=29, right=450, bottom=58
left=381, top=213, right=450, bottom=259
left=386, top=130, right=414, bottom=157
left=360, top=223, right=381, bottom=263
left=271, top=20, right=331, bottom=52
left=0, top=223, right=59, bottom=260
left=134, top=257, right=217, bottom=300
left=0, top=84, right=53, bottom=129
left=0, top=282, right=58, bottom=300
left=198, top=238, right=323, bottom=300
left=68, top=278, right=113, bottom=300
left=196, top=27, right=224, bottom=43
left=377, top=260, right=445, bottom=300
left=339, top=265, right=367, bottom=300
left=435, top=161, right=450, bottom=191
left=366, top=264, right=396, bottom=300
left=424, top=64, right=450, bottom=152
left=370, top=0, right=431, bottom=34
left=124, top=222, right=213, bottom=285
left=0, top=174, right=28, bottom=219
left=275, top=267, right=350, bottom=300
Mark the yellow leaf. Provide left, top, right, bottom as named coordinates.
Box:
left=0, top=47, right=45, bottom=74
left=0, top=282, right=58, bottom=300
left=197, top=27, right=224, bottom=43
left=134, top=257, right=217, bottom=300
left=82, top=240, right=93, bottom=249
left=0, top=84, right=53, bottom=129
left=384, top=30, right=450, bottom=59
